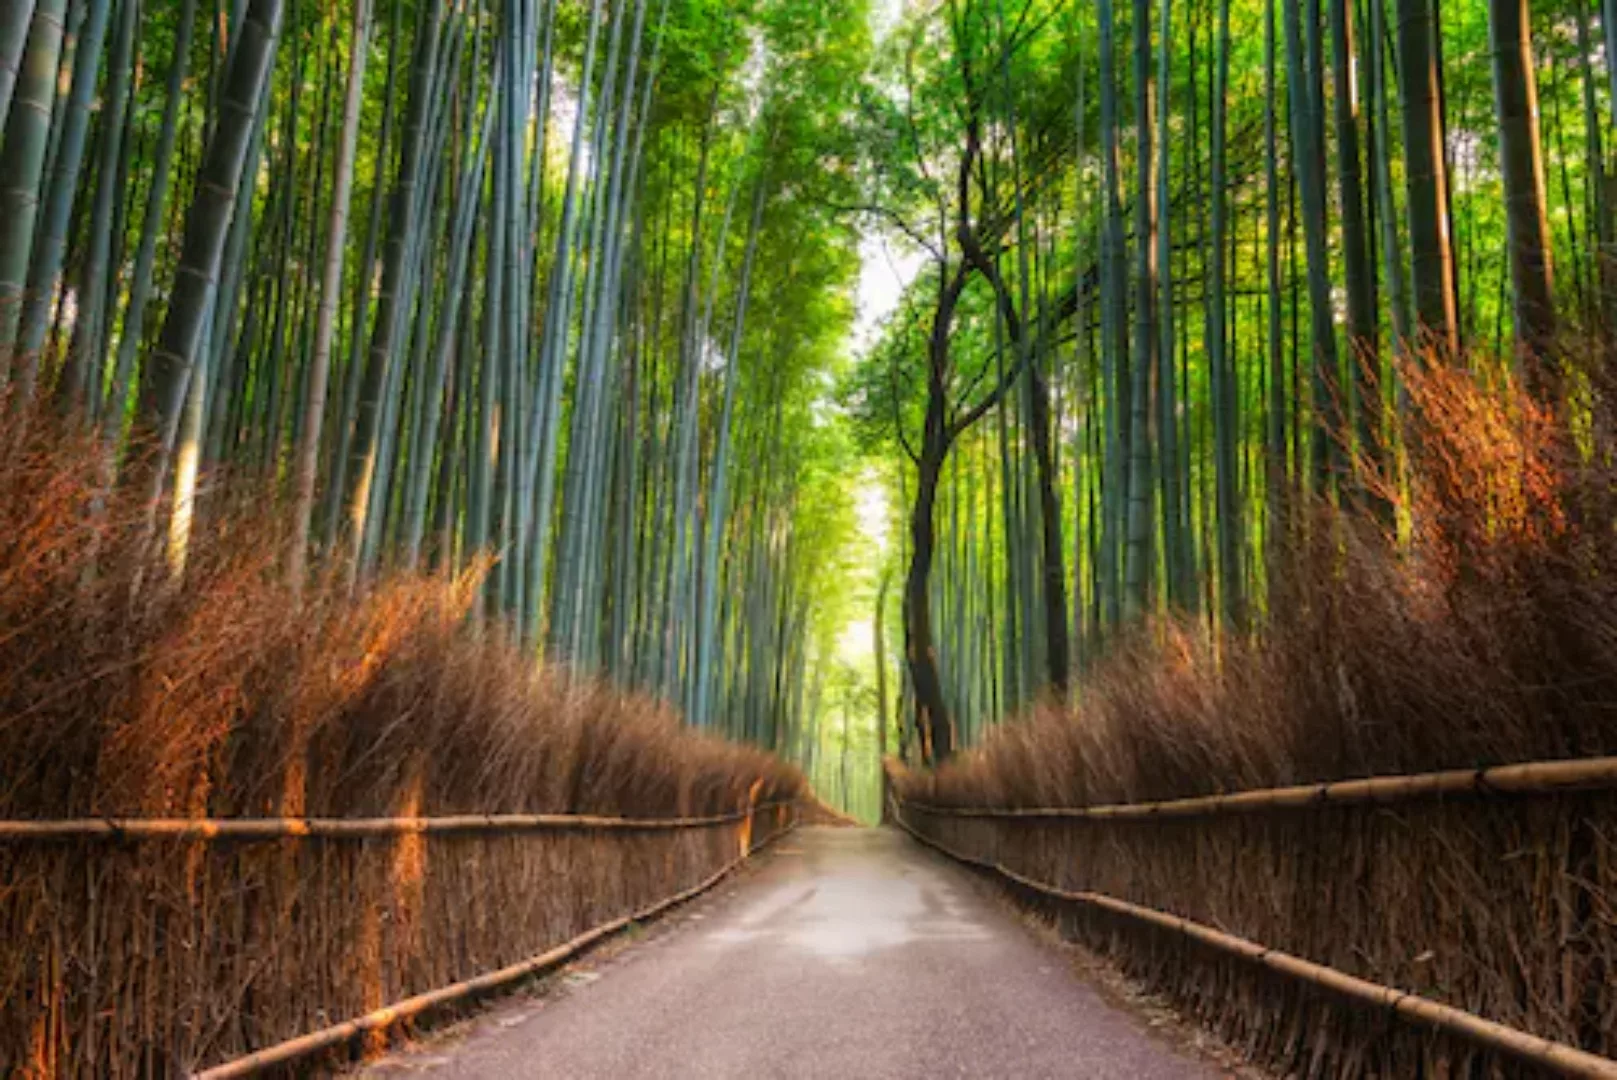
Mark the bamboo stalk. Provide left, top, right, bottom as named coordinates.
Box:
left=0, top=800, right=797, bottom=842
left=900, top=755, right=1617, bottom=820
left=190, top=814, right=798, bottom=1079
left=892, top=807, right=1617, bottom=1080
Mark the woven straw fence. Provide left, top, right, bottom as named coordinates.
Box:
left=0, top=804, right=795, bottom=1077
left=895, top=767, right=1615, bottom=1078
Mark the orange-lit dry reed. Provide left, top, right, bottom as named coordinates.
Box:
left=894, top=362, right=1617, bottom=1077
left=0, top=412, right=801, bottom=1077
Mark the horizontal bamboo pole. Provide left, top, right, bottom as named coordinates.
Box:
left=902, top=755, right=1617, bottom=821
left=191, top=812, right=799, bottom=1079
left=0, top=800, right=796, bottom=842
left=893, top=805, right=1617, bottom=1080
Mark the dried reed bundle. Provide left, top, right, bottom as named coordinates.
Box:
left=0, top=413, right=802, bottom=1077
left=892, top=364, right=1617, bottom=1075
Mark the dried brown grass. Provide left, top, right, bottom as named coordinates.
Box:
left=0, top=413, right=800, bottom=1077
left=894, top=362, right=1617, bottom=1075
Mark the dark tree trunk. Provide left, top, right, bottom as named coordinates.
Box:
left=903, top=262, right=969, bottom=765
left=906, top=438, right=953, bottom=765
left=1396, top=0, right=1459, bottom=358
left=1330, top=0, right=1386, bottom=514
left=1027, top=364, right=1071, bottom=696
left=1488, top=0, right=1557, bottom=396
left=875, top=569, right=892, bottom=819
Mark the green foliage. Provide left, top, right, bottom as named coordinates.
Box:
left=842, top=0, right=1617, bottom=761
left=4, top=0, right=1612, bottom=796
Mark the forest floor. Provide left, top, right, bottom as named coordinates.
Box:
left=361, top=827, right=1249, bottom=1079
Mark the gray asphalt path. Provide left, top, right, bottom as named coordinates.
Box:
left=370, top=826, right=1215, bottom=1080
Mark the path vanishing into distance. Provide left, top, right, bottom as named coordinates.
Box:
left=366, top=828, right=1218, bottom=1079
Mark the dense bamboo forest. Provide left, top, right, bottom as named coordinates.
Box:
left=13, top=0, right=1617, bottom=1072
left=2, top=0, right=1615, bottom=809
left=0, top=0, right=878, bottom=796
left=847, top=0, right=1617, bottom=770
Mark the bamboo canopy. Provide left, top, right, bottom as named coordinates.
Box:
left=900, top=755, right=1617, bottom=820
left=892, top=805, right=1617, bottom=1080
left=0, top=800, right=797, bottom=842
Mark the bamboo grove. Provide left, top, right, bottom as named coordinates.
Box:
left=0, top=0, right=874, bottom=753
left=845, top=0, right=1617, bottom=763
left=5, top=0, right=1613, bottom=783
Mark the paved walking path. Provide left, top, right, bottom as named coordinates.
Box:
left=368, top=827, right=1216, bottom=1079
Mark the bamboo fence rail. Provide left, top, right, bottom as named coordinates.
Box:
left=900, top=755, right=1617, bottom=820
left=190, top=817, right=799, bottom=1079
left=892, top=799, right=1617, bottom=1080
left=2, top=795, right=799, bottom=1074
left=0, top=800, right=796, bottom=841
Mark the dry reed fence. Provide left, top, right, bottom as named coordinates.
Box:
left=892, top=768, right=1616, bottom=1077
left=0, top=417, right=804, bottom=1076
left=891, top=366, right=1617, bottom=1077
left=2, top=804, right=796, bottom=1077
